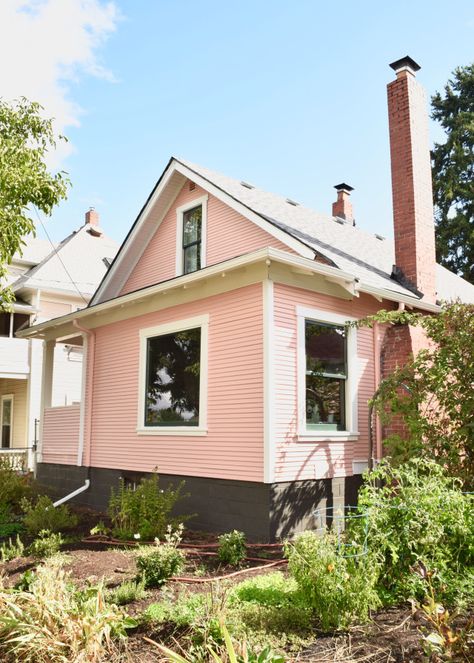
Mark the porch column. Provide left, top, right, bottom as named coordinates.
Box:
left=38, top=339, right=55, bottom=465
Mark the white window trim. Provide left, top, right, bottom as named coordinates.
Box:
left=0, top=394, right=14, bottom=448
left=137, top=314, right=209, bottom=436
left=296, top=306, right=359, bottom=441
left=175, top=195, right=208, bottom=277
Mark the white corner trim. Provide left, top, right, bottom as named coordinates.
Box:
left=137, top=314, right=209, bottom=435
left=263, top=279, right=275, bottom=483
left=296, top=305, right=358, bottom=439
left=175, top=195, right=208, bottom=277
left=77, top=334, right=88, bottom=466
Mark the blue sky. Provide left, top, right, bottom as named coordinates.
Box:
left=3, top=1, right=474, bottom=245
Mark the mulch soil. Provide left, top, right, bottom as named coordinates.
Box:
left=1, top=509, right=472, bottom=662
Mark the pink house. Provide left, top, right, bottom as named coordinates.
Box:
left=20, top=58, right=474, bottom=539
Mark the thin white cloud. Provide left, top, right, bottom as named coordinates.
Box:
left=0, top=0, right=119, bottom=163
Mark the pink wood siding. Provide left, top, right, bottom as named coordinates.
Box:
left=42, top=405, right=80, bottom=465
left=120, top=183, right=294, bottom=295
left=273, top=284, right=383, bottom=482
left=85, top=283, right=264, bottom=481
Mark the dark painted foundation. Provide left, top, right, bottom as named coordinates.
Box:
left=37, top=463, right=364, bottom=541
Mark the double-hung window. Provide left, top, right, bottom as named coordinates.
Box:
left=305, top=320, right=347, bottom=431
left=297, top=307, right=358, bottom=438
left=176, top=195, right=208, bottom=276
left=137, top=315, right=208, bottom=435
left=182, top=206, right=202, bottom=274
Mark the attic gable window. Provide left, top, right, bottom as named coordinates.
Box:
left=182, top=206, right=202, bottom=274
left=176, top=195, right=208, bottom=276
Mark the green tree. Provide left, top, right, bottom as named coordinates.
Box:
left=431, top=63, right=474, bottom=283
left=0, top=98, right=69, bottom=309
left=356, top=303, right=474, bottom=489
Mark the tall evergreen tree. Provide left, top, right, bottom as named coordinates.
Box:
left=431, top=63, right=474, bottom=284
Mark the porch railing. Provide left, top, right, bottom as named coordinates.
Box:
left=0, top=448, right=28, bottom=471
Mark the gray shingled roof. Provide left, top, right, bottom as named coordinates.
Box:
left=178, top=158, right=474, bottom=304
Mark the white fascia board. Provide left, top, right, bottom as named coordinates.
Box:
left=173, top=161, right=315, bottom=259
left=91, top=164, right=180, bottom=305
left=358, top=283, right=440, bottom=313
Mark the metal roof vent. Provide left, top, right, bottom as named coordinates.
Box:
left=240, top=181, right=255, bottom=189
left=375, top=233, right=385, bottom=241
left=286, top=198, right=299, bottom=206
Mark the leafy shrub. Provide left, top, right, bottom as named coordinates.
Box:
left=285, top=531, right=380, bottom=631
left=0, top=535, right=24, bottom=562
left=353, top=458, right=474, bottom=605
left=106, top=578, right=147, bottom=606
left=0, top=504, right=23, bottom=539
left=21, top=495, right=78, bottom=536
left=217, top=530, right=246, bottom=566
left=136, top=525, right=185, bottom=588
left=28, top=530, right=64, bottom=559
left=0, top=557, right=136, bottom=662
left=108, top=472, right=191, bottom=541
left=0, top=457, right=32, bottom=511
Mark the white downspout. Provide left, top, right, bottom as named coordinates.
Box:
left=53, top=479, right=90, bottom=507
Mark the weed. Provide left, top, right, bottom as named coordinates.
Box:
left=21, top=495, right=78, bottom=536
left=217, top=530, right=246, bottom=566
left=107, top=578, right=147, bottom=605
left=136, top=524, right=185, bottom=588
left=108, top=471, right=191, bottom=541
left=0, top=535, right=25, bottom=562
left=90, top=520, right=110, bottom=536
left=0, top=557, right=136, bottom=662
left=285, top=531, right=380, bottom=631
left=28, top=529, right=64, bottom=559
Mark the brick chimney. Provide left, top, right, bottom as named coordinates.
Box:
left=85, top=207, right=99, bottom=226
left=84, top=207, right=103, bottom=236
left=332, top=183, right=355, bottom=225
left=387, top=56, right=436, bottom=301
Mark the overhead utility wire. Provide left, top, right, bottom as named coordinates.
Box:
left=33, top=206, right=89, bottom=305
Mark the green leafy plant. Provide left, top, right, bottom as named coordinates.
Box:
left=90, top=520, right=110, bottom=537
left=356, top=303, right=474, bottom=488
left=217, top=530, right=247, bottom=566
left=0, top=457, right=33, bottom=511
left=410, top=564, right=474, bottom=660
left=285, top=531, right=380, bottom=631
left=0, top=557, right=136, bottom=662
left=106, top=578, right=147, bottom=606
left=28, top=529, right=63, bottom=559
left=108, top=471, right=191, bottom=541
left=20, top=495, right=78, bottom=536
left=353, top=458, right=474, bottom=605
left=147, top=621, right=285, bottom=663
left=0, top=535, right=24, bottom=562
left=136, top=525, right=185, bottom=588
left=0, top=504, right=23, bottom=539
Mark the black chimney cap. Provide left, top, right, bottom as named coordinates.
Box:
left=389, top=56, right=421, bottom=73
left=334, top=183, right=354, bottom=193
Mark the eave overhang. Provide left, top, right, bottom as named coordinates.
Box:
left=17, top=247, right=439, bottom=342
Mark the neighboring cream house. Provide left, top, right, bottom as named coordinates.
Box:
left=0, top=210, right=117, bottom=469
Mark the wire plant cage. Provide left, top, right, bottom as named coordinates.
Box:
left=312, top=505, right=369, bottom=559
